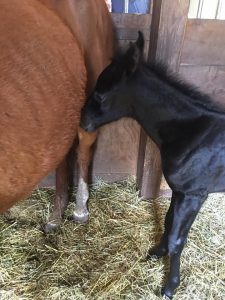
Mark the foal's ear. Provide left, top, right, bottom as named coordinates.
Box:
left=123, top=31, right=144, bottom=76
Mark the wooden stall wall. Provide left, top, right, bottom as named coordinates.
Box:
left=179, top=19, right=225, bottom=104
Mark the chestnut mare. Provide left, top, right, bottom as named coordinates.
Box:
left=0, top=0, right=115, bottom=231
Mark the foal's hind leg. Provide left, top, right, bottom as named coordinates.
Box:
left=73, top=127, right=97, bottom=223
left=161, top=192, right=207, bottom=299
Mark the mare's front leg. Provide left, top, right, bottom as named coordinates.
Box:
left=73, top=127, right=97, bottom=223
left=161, top=192, right=207, bottom=299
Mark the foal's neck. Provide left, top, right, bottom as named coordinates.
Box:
left=130, top=67, right=202, bottom=147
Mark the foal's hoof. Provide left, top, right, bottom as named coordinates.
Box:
left=44, top=222, right=59, bottom=233
left=161, top=288, right=173, bottom=300
left=146, top=246, right=168, bottom=260
left=73, top=211, right=89, bottom=224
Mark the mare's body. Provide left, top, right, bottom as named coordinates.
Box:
left=81, top=32, right=225, bottom=298
left=0, top=0, right=86, bottom=212
left=0, top=0, right=115, bottom=230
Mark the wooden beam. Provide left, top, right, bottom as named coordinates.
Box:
left=137, top=0, right=190, bottom=199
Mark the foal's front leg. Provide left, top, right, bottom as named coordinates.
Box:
left=161, top=192, right=207, bottom=299
left=73, top=127, right=97, bottom=223
left=147, top=193, right=176, bottom=259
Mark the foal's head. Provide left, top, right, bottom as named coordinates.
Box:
left=81, top=32, right=144, bottom=132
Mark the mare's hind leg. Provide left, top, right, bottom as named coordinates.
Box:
left=161, top=192, right=207, bottom=299
left=44, top=142, right=76, bottom=233
left=44, top=158, right=69, bottom=232
left=73, top=127, right=97, bottom=223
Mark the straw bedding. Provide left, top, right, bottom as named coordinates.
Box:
left=0, top=178, right=225, bottom=300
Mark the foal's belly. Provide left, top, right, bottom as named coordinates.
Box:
left=164, top=129, right=225, bottom=194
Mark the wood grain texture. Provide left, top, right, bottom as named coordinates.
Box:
left=116, top=28, right=150, bottom=41
left=147, top=0, right=162, bottom=60
left=112, top=13, right=151, bottom=29
left=92, top=119, right=140, bottom=182
left=179, top=65, right=225, bottom=104
left=181, top=19, right=225, bottom=66
left=155, top=0, right=190, bottom=69
left=140, top=137, right=162, bottom=198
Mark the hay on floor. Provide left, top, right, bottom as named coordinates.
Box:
left=0, top=178, right=225, bottom=300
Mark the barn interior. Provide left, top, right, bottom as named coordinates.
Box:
left=1, top=0, right=225, bottom=299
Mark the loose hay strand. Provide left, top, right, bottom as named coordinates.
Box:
left=0, top=178, right=225, bottom=299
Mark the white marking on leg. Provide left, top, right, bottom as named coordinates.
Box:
left=73, top=178, right=89, bottom=223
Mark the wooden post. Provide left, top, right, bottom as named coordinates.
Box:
left=137, top=0, right=190, bottom=198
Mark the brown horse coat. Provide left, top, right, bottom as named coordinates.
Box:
left=0, top=0, right=115, bottom=219
left=40, top=0, right=114, bottom=93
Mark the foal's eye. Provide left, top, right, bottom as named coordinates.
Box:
left=94, top=92, right=105, bottom=103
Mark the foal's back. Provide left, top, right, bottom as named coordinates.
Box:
left=151, top=68, right=225, bottom=194
left=0, top=0, right=86, bottom=212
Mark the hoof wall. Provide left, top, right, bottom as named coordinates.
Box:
left=44, top=222, right=59, bottom=233
left=162, top=295, right=172, bottom=300
left=161, top=288, right=173, bottom=300
left=73, top=211, right=89, bottom=224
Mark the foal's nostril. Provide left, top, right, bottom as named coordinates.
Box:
left=83, top=123, right=95, bottom=132
left=80, top=119, right=95, bottom=132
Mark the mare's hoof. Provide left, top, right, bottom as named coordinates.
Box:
left=73, top=211, right=89, bottom=224
left=44, top=222, right=59, bottom=233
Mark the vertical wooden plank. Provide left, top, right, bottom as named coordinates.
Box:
left=155, top=0, right=191, bottom=69
left=137, top=0, right=190, bottom=198
left=136, top=128, right=147, bottom=190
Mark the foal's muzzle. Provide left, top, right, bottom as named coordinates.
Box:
left=80, top=116, right=96, bottom=132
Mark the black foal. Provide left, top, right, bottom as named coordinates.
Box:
left=80, top=32, right=225, bottom=299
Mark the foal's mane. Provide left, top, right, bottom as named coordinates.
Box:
left=143, top=61, right=225, bottom=114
